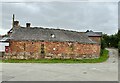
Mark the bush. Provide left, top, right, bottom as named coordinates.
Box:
left=118, top=41, right=120, bottom=56
left=101, top=38, right=107, bottom=50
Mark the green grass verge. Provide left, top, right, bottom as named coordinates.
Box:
left=2, top=49, right=109, bottom=63
left=0, top=60, right=2, bottom=63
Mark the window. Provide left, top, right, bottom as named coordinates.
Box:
left=51, top=34, right=55, bottom=38
left=53, top=48, right=56, bottom=51
left=68, top=42, right=72, bottom=46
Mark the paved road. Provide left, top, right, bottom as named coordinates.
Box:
left=106, top=48, right=118, bottom=63
left=0, top=48, right=118, bottom=81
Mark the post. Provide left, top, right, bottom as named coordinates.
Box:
left=12, top=14, right=15, bottom=28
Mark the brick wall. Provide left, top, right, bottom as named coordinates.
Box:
left=4, top=40, right=101, bottom=59
left=45, top=42, right=100, bottom=59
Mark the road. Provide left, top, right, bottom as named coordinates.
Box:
left=0, top=48, right=118, bottom=81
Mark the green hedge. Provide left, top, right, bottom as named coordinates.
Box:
left=118, top=41, right=120, bottom=56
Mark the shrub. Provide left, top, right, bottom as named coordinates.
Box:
left=118, top=41, right=120, bottom=56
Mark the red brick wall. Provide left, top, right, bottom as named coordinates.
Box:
left=74, top=43, right=100, bottom=55
left=5, top=40, right=101, bottom=59
left=45, top=42, right=71, bottom=55
left=45, top=42, right=100, bottom=58
left=9, top=41, right=41, bottom=53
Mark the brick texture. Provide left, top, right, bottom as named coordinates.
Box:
left=4, top=40, right=101, bottom=59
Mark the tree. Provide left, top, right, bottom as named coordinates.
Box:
left=109, top=34, right=118, bottom=48
left=102, top=34, right=109, bottom=47
left=101, top=31, right=119, bottom=48
left=118, top=41, right=120, bottom=56
left=118, top=29, right=120, bottom=41
left=101, top=38, right=107, bottom=49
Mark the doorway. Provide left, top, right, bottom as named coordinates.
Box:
left=41, top=43, right=45, bottom=58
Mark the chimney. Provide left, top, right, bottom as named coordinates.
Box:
left=13, top=21, right=19, bottom=27
left=26, top=23, right=31, bottom=28
left=12, top=14, right=15, bottom=27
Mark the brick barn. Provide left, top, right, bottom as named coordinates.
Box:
left=4, top=20, right=102, bottom=59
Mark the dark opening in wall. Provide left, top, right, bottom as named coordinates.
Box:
left=41, top=44, right=45, bottom=54
left=69, top=43, right=74, bottom=51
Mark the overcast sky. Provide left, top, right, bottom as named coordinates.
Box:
left=0, top=0, right=118, bottom=35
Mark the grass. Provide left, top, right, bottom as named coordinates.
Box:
left=0, top=60, right=2, bottom=63
left=2, top=49, right=109, bottom=63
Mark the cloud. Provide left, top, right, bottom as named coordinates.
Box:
left=1, top=2, right=118, bottom=35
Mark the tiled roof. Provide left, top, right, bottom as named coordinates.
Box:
left=86, top=31, right=102, bottom=37
left=10, top=27, right=97, bottom=44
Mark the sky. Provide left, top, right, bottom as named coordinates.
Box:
left=0, top=0, right=119, bottom=35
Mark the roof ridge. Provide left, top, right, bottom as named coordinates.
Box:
left=19, top=26, right=82, bottom=33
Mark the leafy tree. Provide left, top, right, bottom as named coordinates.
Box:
left=109, top=34, right=118, bottom=48
left=101, top=30, right=119, bottom=49
left=118, top=41, right=120, bottom=56
left=118, top=29, right=120, bottom=42
left=101, top=38, right=107, bottom=49
left=102, top=34, right=109, bottom=48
